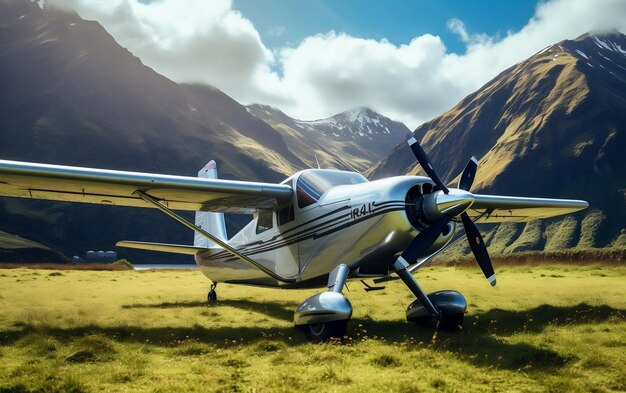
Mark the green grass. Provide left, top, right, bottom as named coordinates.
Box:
left=577, top=210, right=607, bottom=248
left=544, top=216, right=579, bottom=251
left=485, top=223, right=522, bottom=254
left=504, top=220, right=546, bottom=253
left=0, top=264, right=624, bottom=392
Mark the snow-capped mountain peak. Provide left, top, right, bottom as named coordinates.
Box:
left=294, top=107, right=405, bottom=139
left=537, top=32, right=626, bottom=76
left=245, top=103, right=410, bottom=170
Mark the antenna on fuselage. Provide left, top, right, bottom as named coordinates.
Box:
left=314, top=154, right=321, bottom=169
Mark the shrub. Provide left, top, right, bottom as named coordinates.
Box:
left=111, top=259, right=133, bottom=269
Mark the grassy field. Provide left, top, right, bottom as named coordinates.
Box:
left=0, top=264, right=624, bottom=392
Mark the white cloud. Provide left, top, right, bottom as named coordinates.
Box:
left=447, top=18, right=469, bottom=43
left=46, top=0, right=626, bottom=128
left=46, top=0, right=288, bottom=106
left=277, top=32, right=456, bottom=125
left=446, top=18, right=491, bottom=46
left=267, top=25, right=286, bottom=37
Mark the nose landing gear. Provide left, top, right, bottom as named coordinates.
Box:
left=207, top=283, right=217, bottom=303
left=393, top=257, right=467, bottom=331
left=406, top=290, right=467, bottom=331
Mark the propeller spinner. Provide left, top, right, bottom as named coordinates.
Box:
left=405, top=138, right=496, bottom=286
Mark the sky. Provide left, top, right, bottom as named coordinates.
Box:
left=47, top=0, right=626, bottom=129
left=233, top=0, right=539, bottom=55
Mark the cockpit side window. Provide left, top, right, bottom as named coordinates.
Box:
left=278, top=203, right=295, bottom=226
left=256, top=210, right=273, bottom=234
left=296, top=178, right=320, bottom=208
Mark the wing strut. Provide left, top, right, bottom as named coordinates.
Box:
left=133, top=190, right=298, bottom=284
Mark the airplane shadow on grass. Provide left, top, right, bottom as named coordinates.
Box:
left=354, top=303, right=623, bottom=370
left=121, top=299, right=297, bottom=322
left=1, top=303, right=622, bottom=371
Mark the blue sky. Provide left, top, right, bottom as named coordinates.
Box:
left=235, top=0, right=539, bottom=54
left=51, top=0, right=626, bottom=127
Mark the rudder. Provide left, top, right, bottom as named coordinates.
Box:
left=194, top=160, right=228, bottom=247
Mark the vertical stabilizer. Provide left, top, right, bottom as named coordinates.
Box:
left=194, top=160, right=228, bottom=247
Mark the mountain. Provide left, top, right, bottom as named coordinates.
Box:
left=0, top=0, right=301, bottom=261
left=0, top=230, right=70, bottom=263
left=368, top=32, right=626, bottom=253
left=246, top=105, right=410, bottom=172
left=0, top=0, right=305, bottom=180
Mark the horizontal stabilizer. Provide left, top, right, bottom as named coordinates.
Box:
left=116, top=240, right=210, bottom=255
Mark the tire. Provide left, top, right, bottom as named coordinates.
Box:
left=207, top=290, right=217, bottom=303
left=436, top=312, right=464, bottom=331
left=301, top=320, right=348, bottom=342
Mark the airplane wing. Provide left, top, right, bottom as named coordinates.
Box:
left=0, top=160, right=292, bottom=213
left=466, top=194, right=589, bottom=223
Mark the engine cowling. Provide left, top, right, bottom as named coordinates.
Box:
left=404, top=183, right=456, bottom=255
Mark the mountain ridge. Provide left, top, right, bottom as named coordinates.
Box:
left=246, top=104, right=410, bottom=172
left=368, top=32, right=626, bottom=253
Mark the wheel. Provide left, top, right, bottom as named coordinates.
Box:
left=434, top=312, right=464, bottom=331
left=207, top=289, right=217, bottom=303
left=300, top=320, right=348, bottom=342
left=416, top=311, right=464, bottom=331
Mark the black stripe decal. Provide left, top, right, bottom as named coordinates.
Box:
left=207, top=201, right=407, bottom=258
left=204, top=204, right=406, bottom=262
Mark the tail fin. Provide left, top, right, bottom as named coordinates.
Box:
left=194, top=160, right=228, bottom=247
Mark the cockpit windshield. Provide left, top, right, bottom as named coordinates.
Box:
left=296, top=170, right=367, bottom=208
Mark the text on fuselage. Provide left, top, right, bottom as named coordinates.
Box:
left=350, top=203, right=373, bottom=219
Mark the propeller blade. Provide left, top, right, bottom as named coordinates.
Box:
left=461, top=212, right=496, bottom=286
left=402, top=217, right=451, bottom=263
left=458, top=156, right=478, bottom=191
left=407, top=137, right=449, bottom=194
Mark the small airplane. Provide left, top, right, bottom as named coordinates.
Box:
left=0, top=137, right=588, bottom=341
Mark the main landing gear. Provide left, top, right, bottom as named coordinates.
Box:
left=294, top=264, right=352, bottom=342
left=207, top=283, right=217, bottom=303
left=292, top=261, right=467, bottom=341
left=394, top=257, right=467, bottom=331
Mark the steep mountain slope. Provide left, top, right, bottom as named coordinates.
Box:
left=0, top=0, right=303, bottom=179
left=369, top=33, right=626, bottom=252
left=0, top=230, right=70, bottom=263
left=247, top=105, right=410, bottom=172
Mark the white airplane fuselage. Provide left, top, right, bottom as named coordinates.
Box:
left=195, top=171, right=454, bottom=287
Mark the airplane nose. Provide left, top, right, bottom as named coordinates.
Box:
left=423, top=189, right=475, bottom=222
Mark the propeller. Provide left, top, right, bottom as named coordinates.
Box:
left=457, top=156, right=496, bottom=286
left=400, top=217, right=452, bottom=263
left=457, top=156, right=478, bottom=192
left=407, top=137, right=449, bottom=194
left=403, top=138, right=496, bottom=286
